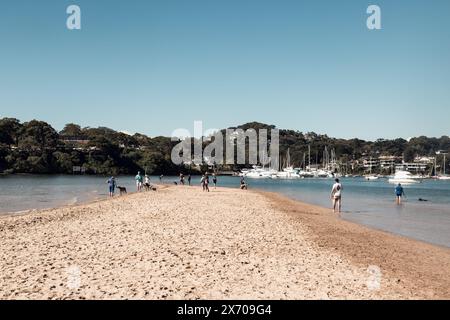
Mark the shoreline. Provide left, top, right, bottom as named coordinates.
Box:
left=1, top=182, right=449, bottom=249
left=1, top=185, right=449, bottom=299
left=259, top=190, right=450, bottom=298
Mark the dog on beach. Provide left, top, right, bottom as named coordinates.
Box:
left=117, top=186, right=127, bottom=196
left=143, top=183, right=157, bottom=191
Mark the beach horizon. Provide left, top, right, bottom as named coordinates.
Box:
left=1, top=185, right=449, bottom=300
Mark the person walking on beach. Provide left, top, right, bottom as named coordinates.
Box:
left=212, top=174, right=217, bottom=189
left=395, top=183, right=405, bottom=205
left=107, top=176, right=116, bottom=197
left=188, top=174, right=192, bottom=186
left=135, top=171, right=143, bottom=192
left=201, top=174, right=210, bottom=192
left=159, top=175, right=163, bottom=183
left=331, top=178, right=343, bottom=214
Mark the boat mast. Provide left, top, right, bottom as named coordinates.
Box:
left=308, top=145, right=311, bottom=169
left=444, top=153, right=447, bottom=176
left=303, top=152, right=306, bottom=170
left=435, top=155, right=437, bottom=177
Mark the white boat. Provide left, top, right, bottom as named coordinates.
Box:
left=315, top=169, right=334, bottom=178
left=298, top=169, right=315, bottom=178
left=276, top=167, right=301, bottom=179
left=275, top=149, right=301, bottom=179
left=243, top=165, right=275, bottom=179
left=388, top=171, right=421, bottom=184
left=435, top=151, right=450, bottom=180
left=239, top=168, right=250, bottom=177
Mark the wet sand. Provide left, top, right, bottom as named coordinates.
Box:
left=0, top=186, right=449, bottom=299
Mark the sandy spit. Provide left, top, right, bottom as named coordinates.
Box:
left=0, top=186, right=449, bottom=300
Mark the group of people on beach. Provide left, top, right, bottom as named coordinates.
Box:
left=199, top=173, right=219, bottom=192
left=106, top=171, right=154, bottom=197
left=136, top=172, right=152, bottom=191
left=330, top=178, right=407, bottom=215
left=174, top=173, right=217, bottom=191
left=108, top=173, right=405, bottom=214
left=107, top=172, right=224, bottom=196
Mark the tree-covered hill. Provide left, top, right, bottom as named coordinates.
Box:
left=0, top=118, right=449, bottom=175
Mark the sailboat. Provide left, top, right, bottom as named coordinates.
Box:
left=315, top=146, right=334, bottom=178
left=436, top=151, right=450, bottom=180
left=276, top=148, right=300, bottom=179
left=298, top=146, right=315, bottom=178
left=244, top=149, right=276, bottom=179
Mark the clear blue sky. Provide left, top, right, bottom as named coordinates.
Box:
left=1, top=0, right=449, bottom=140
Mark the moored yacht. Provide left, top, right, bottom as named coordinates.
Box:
left=388, top=170, right=421, bottom=184
left=243, top=165, right=275, bottom=179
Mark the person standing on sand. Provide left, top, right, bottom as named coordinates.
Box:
left=107, top=176, right=116, bottom=197
left=201, top=174, right=210, bottom=192
left=159, top=175, right=163, bottom=183
left=188, top=174, right=192, bottom=186
left=331, top=178, right=343, bottom=214
left=395, top=183, right=405, bottom=205
left=212, top=174, right=217, bottom=189
left=240, top=177, right=248, bottom=190
left=200, top=175, right=205, bottom=190
left=144, top=174, right=151, bottom=190
left=135, top=171, right=143, bottom=192
left=180, top=173, right=185, bottom=185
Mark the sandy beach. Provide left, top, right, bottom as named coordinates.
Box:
left=1, top=185, right=449, bottom=300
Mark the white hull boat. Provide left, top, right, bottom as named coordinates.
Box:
left=388, top=171, right=421, bottom=184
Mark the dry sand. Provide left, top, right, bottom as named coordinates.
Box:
left=0, top=185, right=449, bottom=300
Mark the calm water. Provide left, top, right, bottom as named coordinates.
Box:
left=1, top=175, right=450, bottom=247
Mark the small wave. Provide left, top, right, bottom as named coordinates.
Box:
left=67, top=197, right=78, bottom=205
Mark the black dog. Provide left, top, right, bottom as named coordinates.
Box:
left=117, top=186, right=127, bottom=196
left=143, top=183, right=157, bottom=191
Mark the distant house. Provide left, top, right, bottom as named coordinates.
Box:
left=363, top=158, right=380, bottom=170
left=72, top=166, right=86, bottom=174
left=379, top=155, right=402, bottom=169
left=60, top=136, right=90, bottom=145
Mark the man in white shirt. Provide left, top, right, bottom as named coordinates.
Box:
left=331, top=178, right=343, bottom=214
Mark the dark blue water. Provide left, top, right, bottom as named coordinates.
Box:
left=1, top=175, right=450, bottom=247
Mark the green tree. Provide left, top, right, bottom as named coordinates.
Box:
left=19, top=120, right=59, bottom=149
left=0, top=118, right=22, bottom=146
left=60, top=123, right=83, bottom=137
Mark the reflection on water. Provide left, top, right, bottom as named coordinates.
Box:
left=1, top=175, right=450, bottom=247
